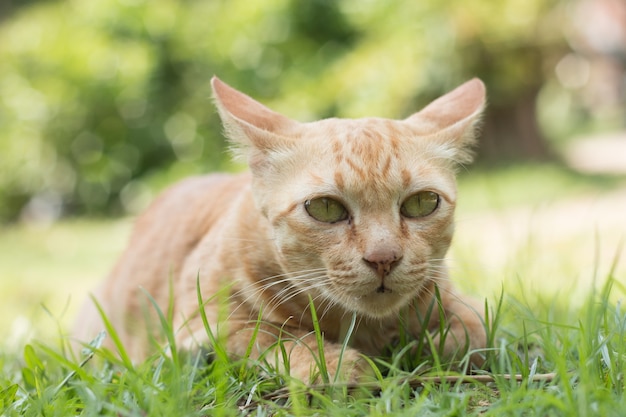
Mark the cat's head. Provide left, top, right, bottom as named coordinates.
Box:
left=212, top=76, right=485, bottom=319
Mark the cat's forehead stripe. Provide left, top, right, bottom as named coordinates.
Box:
left=334, top=171, right=345, bottom=191
left=310, top=119, right=449, bottom=206
left=331, top=139, right=344, bottom=164
left=401, top=169, right=412, bottom=188
left=334, top=122, right=406, bottom=183
left=344, top=156, right=368, bottom=180
left=381, top=155, right=392, bottom=179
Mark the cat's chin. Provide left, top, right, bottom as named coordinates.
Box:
left=347, top=290, right=411, bottom=319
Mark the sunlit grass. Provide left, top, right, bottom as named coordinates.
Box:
left=453, top=164, right=626, bottom=305
left=1, top=163, right=625, bottom=415
left=457, top=163, right=626, bottom=213
left=3, top=274, right=626, bottom=415
left=0, top=219, right=129, bottom=344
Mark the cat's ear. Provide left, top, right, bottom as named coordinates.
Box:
left=405, top=78, right=486, bottom=164
left=211, top=76, right=299, bottom=169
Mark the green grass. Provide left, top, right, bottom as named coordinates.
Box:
left=457, top=163, right=626, bottom=213
left=3, top=277, right=626, bottom=416
left=0, top=219, right=129, bottom=343
left=1, top=163, right=625, bottom=415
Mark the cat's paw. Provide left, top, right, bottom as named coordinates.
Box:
left=324, top=347, right=375, bottom=385
left=430, top=322, right=486, bottom=368
left=288, top=345, right=374, bottom=386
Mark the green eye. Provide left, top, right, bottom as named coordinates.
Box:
left=305, top=197, right=349, bottom=223
left=401, top=191, right=439, bottom=218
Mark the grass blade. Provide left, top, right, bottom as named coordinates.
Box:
left=90, top=295, right=134, bottom=371
left=308, top=296, right=329, bottom=384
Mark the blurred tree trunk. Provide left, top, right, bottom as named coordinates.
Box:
left=478, top=86, right=553, bottom=162
left=462, top=42, right=562, bottom=164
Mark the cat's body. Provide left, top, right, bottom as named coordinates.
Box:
left=74, top=77, right=487, bottom=382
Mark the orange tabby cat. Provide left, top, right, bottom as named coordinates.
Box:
left=74, top=76, right=487, bottom=383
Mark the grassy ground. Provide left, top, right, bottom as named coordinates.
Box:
left=1, top=163, right=625, bottom=415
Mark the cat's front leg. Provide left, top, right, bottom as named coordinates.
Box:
left=177, top=320, right=372, bottom=384
left=230, top=322, right=374, bottom=384
left=423, top=288, right=487, bottom=367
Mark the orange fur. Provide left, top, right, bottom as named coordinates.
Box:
left=74, top=76, right=487, bottom=383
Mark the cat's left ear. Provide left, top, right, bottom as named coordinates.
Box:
left=211, top=76, right=300, bottom=170
left=405, top=78, right=486, bottom=164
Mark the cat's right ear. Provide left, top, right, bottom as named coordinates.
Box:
left=211, top=76, right=299, bottom=170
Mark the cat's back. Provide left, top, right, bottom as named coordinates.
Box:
left=135, top=173, right=249, bottom=241
left=114, top=172, right=250, bottom=281
left=74, top=172, right=251, bottom=354
left=90, top=174, right=246, bottom=307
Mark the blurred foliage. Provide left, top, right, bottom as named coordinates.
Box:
left=0, top=0, right=623, bottom=222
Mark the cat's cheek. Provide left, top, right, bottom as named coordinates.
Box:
left=275, top=217, right=345, bottom=256
left=272, top=230, right=337, bottom=274
left=405, top=217, right=455, bottom=259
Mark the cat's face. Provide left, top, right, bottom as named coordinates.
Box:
left=262, top=119, right=460, bottom=317
left=212, top=77, right=485, bottom=318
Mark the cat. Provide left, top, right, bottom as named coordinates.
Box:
left=73, top=76, right=487, bottom=384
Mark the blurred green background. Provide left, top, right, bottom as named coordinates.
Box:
left=1, top=0, right=626, bottom=344
left=1, top=0, right=625, bottom=223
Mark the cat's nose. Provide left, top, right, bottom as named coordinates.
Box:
left=362, top=248, right=402, bottom=280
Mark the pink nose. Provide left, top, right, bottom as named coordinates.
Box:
left=363, top=248, right=402, bottom=280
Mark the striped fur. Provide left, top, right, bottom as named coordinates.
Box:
left=74, top=76, right=487, bottom=383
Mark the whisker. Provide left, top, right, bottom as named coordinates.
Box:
left=264, top=279, right=324, bottom=308
left=228, top=270, right=330, bottom=321
left=220, top=237, right=277, bottom=243
left=298, top=290, right=336, bottom=324
left=262, top=281, right=331, bottom=323
left=228, top=268, right=327, bottom=300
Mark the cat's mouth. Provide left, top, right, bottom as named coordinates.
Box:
left=375, top=285, right=392, bottom=294
left=348, top=285, right=409, bottom=318
left=354, top=285, right=396, bottom=300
